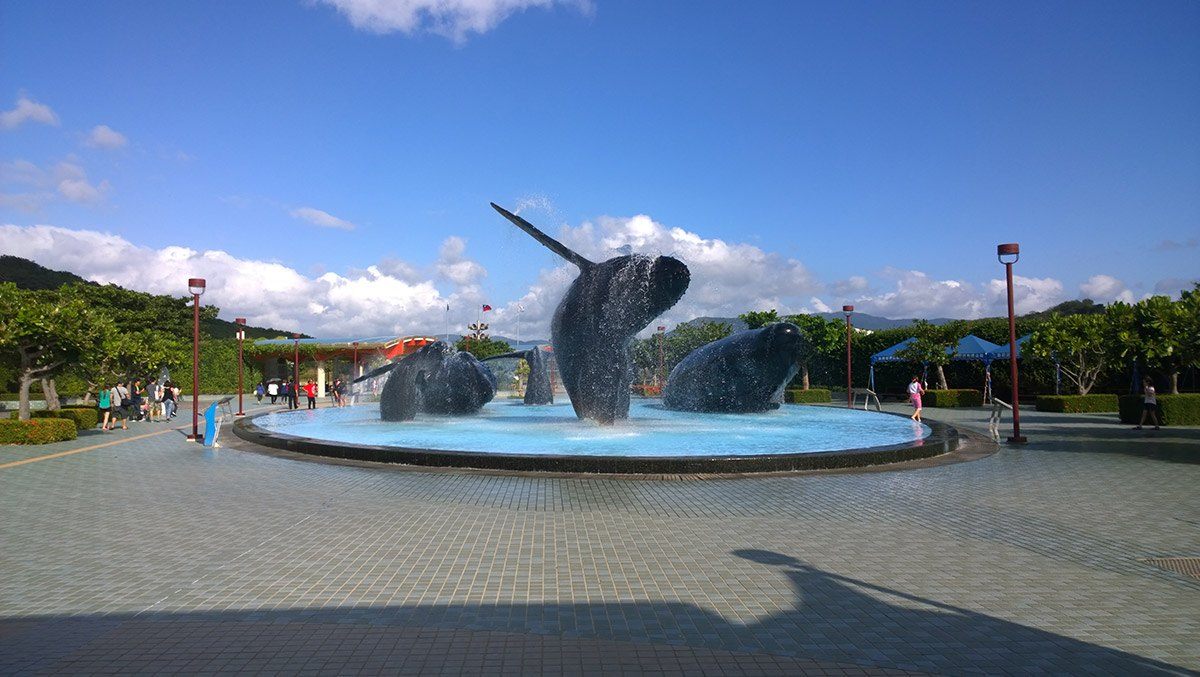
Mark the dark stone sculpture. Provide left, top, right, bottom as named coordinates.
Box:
left=663, top=323, right=803, bottom=413
left=482, top=348, right=554, bottom=405
left=354, top=341, right=496, bottom=421
left=491, top=203, right=689, bottom=424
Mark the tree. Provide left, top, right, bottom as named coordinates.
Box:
left=0, top=284, right=108, bottom=419
left=897, top=320, right=957, bottom=389
left=455, top=335, right=513, bottom=360
left=663, top=321, right=733, bottom=372
left=1113, top=291, right=1200, bottom=394
left=1028, top=313, right=1116, bottom=395
left=783, top=314, right=844, bottom=389
left=738, top=309, right=780, bottom=330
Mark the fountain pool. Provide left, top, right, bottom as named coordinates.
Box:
left=235, top=400, right=960, bottom=474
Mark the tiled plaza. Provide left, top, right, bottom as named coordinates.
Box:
left=1, top=403, right=1197, bottom=675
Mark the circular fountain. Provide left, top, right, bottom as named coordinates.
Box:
left=234, top=400, right=958, bottom=474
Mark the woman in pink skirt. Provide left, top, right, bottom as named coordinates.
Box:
left=907, top=375, right=925, bottom=422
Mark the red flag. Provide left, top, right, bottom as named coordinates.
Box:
left=482, top=304, right=492, bottom=312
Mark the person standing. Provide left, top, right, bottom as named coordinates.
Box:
left=1135, top=377, right=1161, bottom=430
left=162, top=381, right=176, bottom=420
left=255, top=382, right=265, bottom=404
left=304, top=379, right=318, bottom=409
left=907, top=375, right=925, bottom=422
left=288, top=380, right=299, bottom=410
left=97, top=383, right=112, bottom=431
left=111, top=381, right=130, bottom=430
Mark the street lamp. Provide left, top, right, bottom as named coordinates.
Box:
left=843, top=305, right=854, bottom=408
left=234, top=318, right=246, bottom=417
left=657, top=326, right=667, bottom=388
left=187, top=278, right=205, bottom=440
left=352, top=341, right=359, bottom=379
left=292, top=333, right=301, bottom=410
left=998, top=243, right=1027, bottom=444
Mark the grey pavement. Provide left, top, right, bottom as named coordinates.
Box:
left=1, top=401, right=1197, bottom=675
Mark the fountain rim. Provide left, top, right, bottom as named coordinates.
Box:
left=232, top=407, right=964, bottom=475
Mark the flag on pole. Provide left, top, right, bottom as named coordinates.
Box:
left=482, top=304, right=492, bottom=312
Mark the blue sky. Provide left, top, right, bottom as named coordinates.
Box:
left=1, top=0, right=1197, bottom=337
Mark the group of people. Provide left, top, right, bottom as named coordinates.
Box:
left=253, top=378, right=350, bottom=410
left=97, top=378, right=179, bottom=431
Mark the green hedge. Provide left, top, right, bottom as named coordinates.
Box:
left=40, top=408, right=100, bottom=430
left=1119, top=394, right=1200, bottom=426
left=785, top=388, right=832, bottom=404
left=923, top=389, right=983, bottom=408
left=0, top=418, right=77, bottom=444
left=1036, top=394, right=1119, bottom=413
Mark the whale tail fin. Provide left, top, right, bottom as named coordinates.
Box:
left=353, top=361, right=398, bottom=384
left=491, top=203, right=594, bottom=269
left=480, top=351, right=527, bottom=363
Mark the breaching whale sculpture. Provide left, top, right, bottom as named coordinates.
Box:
left=354, top=341, right=496, bottom=421
left=482, top=347, right=554, bottom=405
left=663, top=322, right=803, bottom=413
left=491, top=203, right=690, bottom=424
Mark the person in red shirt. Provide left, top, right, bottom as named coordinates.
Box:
left=304, top=380, right=318, bottom=409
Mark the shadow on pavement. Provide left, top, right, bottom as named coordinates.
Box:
left=1, top=550, right=1188, bottom=675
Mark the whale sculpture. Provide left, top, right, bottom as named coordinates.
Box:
left=482, top=347, right=554, bottom=405
left=663, top=322, right=803, bottom=413
left=491, top=203, right=689, bottom=424
left=354, top=341, right=497, bottom=421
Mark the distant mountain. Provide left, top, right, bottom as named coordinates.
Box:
left=0, top=255, right=305, bottom=339
left=0, top=255, right=92, bottom=290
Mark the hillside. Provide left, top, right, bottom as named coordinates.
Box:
left=0, top=256, right=305, bottom=339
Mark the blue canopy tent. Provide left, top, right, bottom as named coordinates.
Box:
left=951, top=334, right=1004, bottom=402
left=868, top=337, right=917, bottom=392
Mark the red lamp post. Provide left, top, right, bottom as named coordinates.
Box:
left=657, top=326, right=666, bottom=388
left=234, top=318, right=246, bottom=416
left=998, top=243, right=1027, bottom=444
left=352, top=341, right=359, bottom=379
left=187, top=278, right=205, bottom=440
left=843, top=305, right=854, bottom=407
left=292, top=333, right=301, bottom=410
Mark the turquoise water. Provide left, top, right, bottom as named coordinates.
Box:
left=254, top=400, right=931, bottom=458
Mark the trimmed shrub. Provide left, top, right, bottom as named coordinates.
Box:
left=1119, top=394, right=1200, bottom=426
left=0, top=418, right=77, bottom=444
left=1036, top=394, right=1119, bottom=414
left=785, top=388, right=832, bottom=404
left=10, top=408, right=100, bottom=431
left=923, top=389, right=983, bottom=408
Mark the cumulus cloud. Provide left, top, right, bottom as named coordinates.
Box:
left=1080, top=274, right=1134, bottom=304
left=85, top=124, right=128, bottom=149
left=0, top=224, right=487, bottom=337
left=317, top=0, right=591, bottom=42
left=1, top=95, right=59, bottom=130
left=1, top=158, right=110, bottom=206
left=1153, top=277, right=1197, bottom=297
left=289, top=206, right=356, bottom=231
left=436, top=236, right=487, bottom=285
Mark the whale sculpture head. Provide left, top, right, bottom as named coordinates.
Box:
left=491, top=203, right=690, bottom=423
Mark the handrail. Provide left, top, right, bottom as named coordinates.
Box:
left=851, top=387, right=882, bottom=412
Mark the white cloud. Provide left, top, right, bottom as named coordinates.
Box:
left=1, top=95, right=59, bottom=130
left=1, top=158, right=110, bottom=206
left=85, top=125, right=128, bottom=149
left=436, top=235, right=487, bottom=285
left=317, top=0, right=591, bottom=42
left=1080, top=274, right=1134, bottom=304
left=289, top=206, right=356, bottom=231
left=0, top=224, right=486, bottom=337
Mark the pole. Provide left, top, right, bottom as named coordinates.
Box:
left=191, top=291, right=200, bottom=439
left=846, top=315, right=853, bottom=407
left=236, top=330, right=244, bottom=416
left=843, top=305, right=854, bottom=408
left=353, top=342, right=359, bottom=379
left=657, top=326, right=666, bottom=387
left=1004, top=259, right=1026, bottom=443
left=293, top=335, right=300, bottom=410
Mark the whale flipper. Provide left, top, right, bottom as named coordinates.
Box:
left=354, top=361, right=398, bottom=384
left=491, top=203, right=594, bottom=270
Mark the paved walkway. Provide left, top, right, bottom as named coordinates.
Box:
left=1, top=402, right=1197, bottom=675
